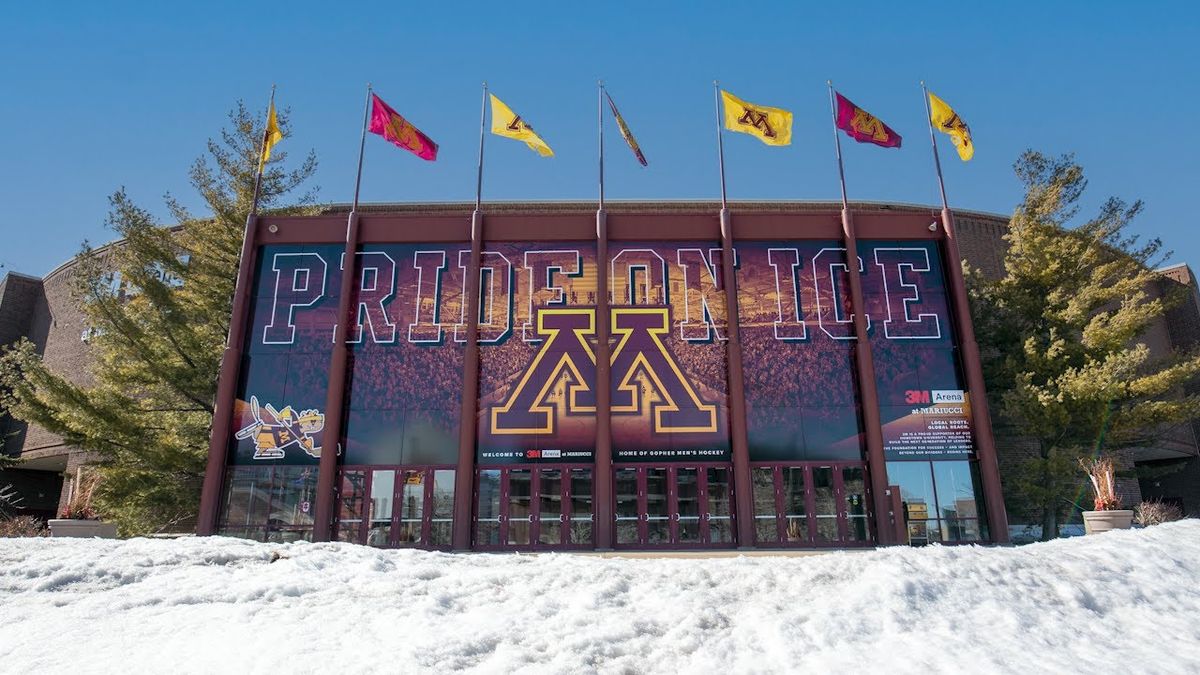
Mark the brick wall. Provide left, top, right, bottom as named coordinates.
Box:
left=0, top=273, right=43, bottom=456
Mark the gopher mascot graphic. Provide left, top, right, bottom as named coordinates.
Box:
left=235, top=396, right=325, bottom=460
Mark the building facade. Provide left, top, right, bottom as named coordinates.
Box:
left=195, top=201, right=1012, bottom=550
left=5, top=201, right=1198, bottom=546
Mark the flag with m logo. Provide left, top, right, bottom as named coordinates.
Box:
left=720, top=90, right=792, bottom=146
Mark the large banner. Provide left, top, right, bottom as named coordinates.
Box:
left=607, top=240, right=730, bottom=462
left=475, top=242, right=600, bottom=463
left=230, top=237, right=973, bottom=467
left=230, top=244, right=344, bottom=465
left=737, top=239, right=972, bottom=462
left=736, top=241, right=864, bottom=462
left=861, top=239, right=972, bottom=461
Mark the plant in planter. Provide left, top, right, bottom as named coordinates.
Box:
left=1079, top=457, right=1134, bottom=534
left=48, top=471, right=117, bottom=538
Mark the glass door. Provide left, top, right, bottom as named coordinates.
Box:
left=538, top=469, right=563, bottom=546
left=749, top=463, right=873, bottom=547
left=612, top=464, right=737, bottom=549
left=335, top=466, right=455, bottom=550
left=507, top=469, right=533, bottom=546
left=474, top=465, right=593, bottom=550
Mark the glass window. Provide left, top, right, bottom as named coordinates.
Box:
left=397, top=470, right=425, bottom=545
left=539, top=469, right=563, bottom=546
left=783, top=467, right=808, bottom=543
left=888, top=460, right=988, bottom=544
left=812, top=467, right=838, bottom=542
left=752, top=467, right=777, bottom=544
left=507, top=469, right=532, bottom=546
left=932, top=461, right=980, bottom=521
left=706, top=467, right=734, bottom=544
left=337, top=469, right=366, bottom=543
left=569, top=469, right=593, bottom=546
left=476, top=469, right=502, bottom=546
left=367, top=470, right=395, bottom=547
left=430, top=469, right=455, bottom=547
left=676, top=468, right=700, bottom=543
left=615, top=468, right=640, bottom=545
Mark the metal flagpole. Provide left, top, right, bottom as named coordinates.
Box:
left=314, top=82, right=374, bottom=540
left=919, top=81, right=1011, bottom=542
left=921, top=81, right=950, bottom=211
left=198, top=84, right=276, bottom=533
left=826, top=80, right=849, bottom=210
left=250, top=84, right=276, bottom=216
left=594, top=79, right=614, bottom=547
left=454, top=81, right=490, bottom=549
left=475, top=82, right=488, bottom=212
left=825, top=79, right=896, bottom=544
left=713, top=81, right=728, bottom=209
left=598, top=80, right=605, bottom=211
left=351, top=83, right=373, bottom=215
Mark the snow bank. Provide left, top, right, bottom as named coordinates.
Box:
left=2, top=522, right=1199, bottom=674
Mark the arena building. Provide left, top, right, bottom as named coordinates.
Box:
left=3, top=201, right=1198, bottom=546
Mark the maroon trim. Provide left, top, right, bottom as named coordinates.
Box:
left=257, top=215, right=347, bottom=244
left=889, top=485, right=907, bottom=543
left=359, top=215, right=470, bottom=243
left=940, top=208, right=1010, bottom=543
left=593, top=210, right=614, bottom=548
left=719, top=210, right=755, bottom=548
left=608, top=213, right=721, bottom=240
left=451, top=211, right=484, bottom=550
left=198, top=214, right=259, bottom=535
left=485, top=214, right=596, bottom=241
left=312, top=212, right=362, bottom=541
left=840, top=209, right=894, bottom=545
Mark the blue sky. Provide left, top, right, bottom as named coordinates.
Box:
left=1, top=1, right=1197, bottom=277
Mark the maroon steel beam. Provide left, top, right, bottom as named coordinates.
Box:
left=312, top=212, right=362, bottom=541
left=940, top=208, right=1010, bottom=543
left=889, top=484, right=907, bottom=544
left=718, top=208, right=755, bottom=549
left=593, top=209, right=613, bottom=549
left=197, top=214, right=260, bottom=535
left=841, top=208, right=895, bottom=546
left=451, top=210, right=484, bottom=551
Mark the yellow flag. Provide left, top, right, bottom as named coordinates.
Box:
left=258, top=101, right=283, bottom=172
left=928, top=92, right=973, bottom=161
left=489, top=94, right=553, bottom=157
left=721, top=90, right=792, bottom=146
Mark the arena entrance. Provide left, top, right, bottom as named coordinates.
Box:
left=749, top=462, right=873, bottom=547
left=613, top=463, right=737, bottom=549
left=472, top=465, right=595, bottom=550
left=334, top=466, right=457, bottom=549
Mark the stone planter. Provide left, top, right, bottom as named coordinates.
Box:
left=1081, top=510, right=1134, bottom=535
left=48, top=519, right=118, bottom=539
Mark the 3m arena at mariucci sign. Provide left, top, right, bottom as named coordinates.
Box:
left=199, top=204, right=1009, bottom=550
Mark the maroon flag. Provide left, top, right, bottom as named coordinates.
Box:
left=368, top=94, right=438, bottom=161
left=835, top=92, right=902, bottom=148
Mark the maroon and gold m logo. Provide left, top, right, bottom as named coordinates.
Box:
left=490, top=307, right=718, bottom=435
left=506, top=116, right=525, bottom=132
left=737, top=109, right=775, bottom=138
left=851, top=109, right=889, bottom=143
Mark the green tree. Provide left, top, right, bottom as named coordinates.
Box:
left=969, top=151, right=1200, bottom=540
left=0, top=102, right=317, bottom=535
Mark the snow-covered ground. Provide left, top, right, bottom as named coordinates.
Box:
left=2, top=522, right=1199, bottom=674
